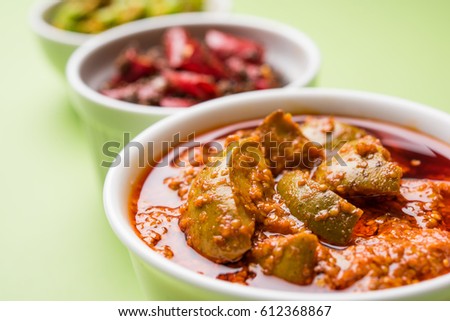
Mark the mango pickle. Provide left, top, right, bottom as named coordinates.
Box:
left=135, top=110, right=450, bottom=290
left=179, top=139, right=304, bottom=263
left=300, top=116, right=367, bottom=147
left=277, top=171, right=363, bottom=245
left=228, top=139, right=304, bottom=235
left=314, top=135, right=403, bottom=196
left=179, top=146, right=255, bottom=264
left=255, top=110, right=321, bottom=175
left=251, top=233, right=318, bottom=285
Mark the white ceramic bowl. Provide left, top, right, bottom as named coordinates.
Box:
left=29, top=0, right=233, bottom=72
left=104, top=88, right=450, bottom=300
left=66, top=13, right=321, bottom=178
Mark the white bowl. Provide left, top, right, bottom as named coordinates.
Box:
left=104, top=88, right=450, bottom=300
left=29, top=0, right=234, bottom=72
left=66, top=13, right=321, bottom=177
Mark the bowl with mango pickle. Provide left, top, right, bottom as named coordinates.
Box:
left=29, top=0, right=232, bottom=72
left=103, top=88, right=450, bottom=300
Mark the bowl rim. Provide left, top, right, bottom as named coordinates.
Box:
left=103, top=88, right=450, bottom=300
left=66, top=12, right=321, bottom=116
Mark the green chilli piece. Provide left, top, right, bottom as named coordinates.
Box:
left=314, top=135, right=403, bottom=196
left=147, top=0, right=203, bottom=16
left=50, top=0, right=105, bottom=32
left=50, top=0, right=204, bottom=34
left=251, top=233, right=318, bottom=285
left=277, top=171, right=363, bottom=245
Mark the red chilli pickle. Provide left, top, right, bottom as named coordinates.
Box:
left=100, top=28, right=281, bottom=107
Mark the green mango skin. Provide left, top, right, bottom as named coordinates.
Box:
left=251, top=233, right=318, bottom=285
left=300, top=116, right=367, bottom=148
left=256, top=110, right=320, bottom=175
left=228, top=139, right=304, bottom=235
left=179, top=146, right=255, bottom=264
left=314, top=135, right=403, bottom=197
left=277, top=171, right=363, bottom=246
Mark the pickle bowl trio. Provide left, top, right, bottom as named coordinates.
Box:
left=29, top=0, right=450, bottom=300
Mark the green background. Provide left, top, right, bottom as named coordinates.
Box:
left=1, top=0, right=449, bottom=300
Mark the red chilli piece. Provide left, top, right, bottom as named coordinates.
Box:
left=164, top=27, right=190, bottom=69
left=225, top=56, right=245, bottom=75
left=101, top=83, right=139, bottom=102
left=254, top=78, right=273, bottom=90
left=225, top=56, right=277, bottom=90
left=160, top=97, right=198, bottom=108
left=181, top=39, right=228, bottom=78
left=225, top=56, right=257, bottom=80
left=137, top=76, right=168, bottom=105
left=205, top=29, right=264, bottom=63
left=163, top=70, right=218, bottom=100
left=163, top=27, right=227, bottom=78
left=110, top=47, right=155, bottom=86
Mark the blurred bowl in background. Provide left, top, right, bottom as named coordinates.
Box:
left=66, top=12, right=321, bottom=179
left=29, top=0, right=233, bottom=73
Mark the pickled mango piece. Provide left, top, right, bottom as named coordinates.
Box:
left=277, top=171, right=363, bottom=245
left=255, top=110, right=320, bottom=175
left=300, top=116, right=367, bottom=147
left=251, top=233, right=318, bottom=285
left=179, top=145, right=255, bottom=263
left=228, top=139, right=303, bottom=234
left=314, top=135, right=403, bottom=196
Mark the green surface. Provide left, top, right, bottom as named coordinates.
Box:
left=0, top=0, right=449, bottom=300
